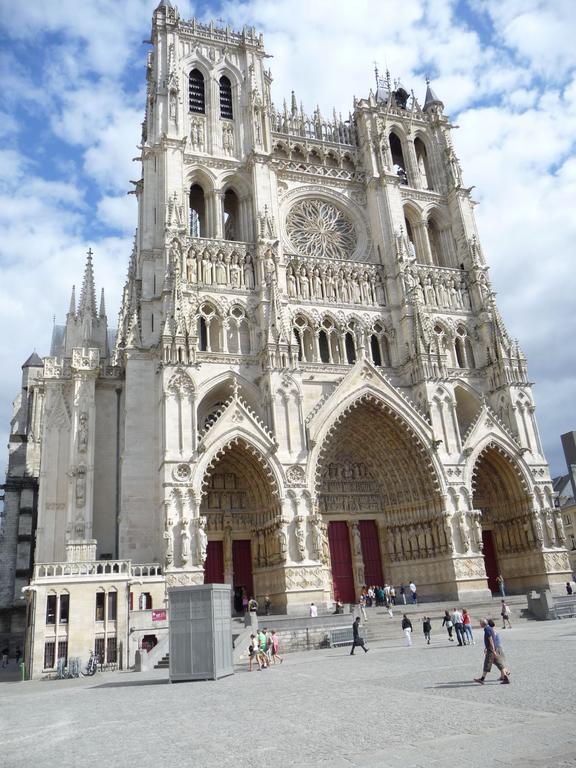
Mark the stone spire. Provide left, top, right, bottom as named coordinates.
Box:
left=423, top=79, right=444, bottom=113
left=78, top=249, right=97, bottom=319
left=68, top=285, right=76, bottom=317
left=99, top=288, right=106, bottom=319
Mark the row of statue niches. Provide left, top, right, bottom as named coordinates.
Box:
left=177, top=249, right=256, bottom=289
left=287, top=262, right=386, bottom=305
left=403, top=267, right=472, bottom=310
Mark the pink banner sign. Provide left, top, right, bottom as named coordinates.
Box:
left=151, top=609, right=167, bottom=622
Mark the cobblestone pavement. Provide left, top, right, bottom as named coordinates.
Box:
left=1, top=620, right=575, bottom=768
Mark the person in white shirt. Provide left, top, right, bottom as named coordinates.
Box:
left=451, top=607, right=466, bottom=646
left=409, top=581, right=417, bottom=604
left=309, top=602, right=318, bottom=618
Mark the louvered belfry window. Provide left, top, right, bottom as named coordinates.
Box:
left=219, top=76, right=233, bottom=119
left=189, top=69, right=205, bottom=114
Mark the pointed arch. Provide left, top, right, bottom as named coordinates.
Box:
left=309, top=389, right=442, bottom=504
left=193, top=434, right=283, bottom=502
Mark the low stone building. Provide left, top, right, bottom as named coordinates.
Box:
left=0, top=2, right=570, bottom=678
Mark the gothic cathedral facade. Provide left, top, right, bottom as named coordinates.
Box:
left=1, top=2, right=570, bottom=675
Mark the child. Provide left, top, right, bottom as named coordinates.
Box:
left=422, top=616, right=432, bottom=645
left=271, top=630, right=283, bottom=664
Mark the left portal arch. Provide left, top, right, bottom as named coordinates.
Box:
left=198, top=438, right=285, bottom=613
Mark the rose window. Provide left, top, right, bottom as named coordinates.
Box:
left=286, top=199, right=356, bottom=260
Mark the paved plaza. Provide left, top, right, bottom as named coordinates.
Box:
left=1, top=619, right=575, bottom=768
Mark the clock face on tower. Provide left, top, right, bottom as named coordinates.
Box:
left=286, top=198, right=357, bottom=260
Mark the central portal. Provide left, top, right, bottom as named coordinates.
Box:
left=318, top=395, right=442, bottom=600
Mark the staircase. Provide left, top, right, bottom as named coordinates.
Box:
left=359, top=594, right=529, bottom=645
left=154, top=653, right=169, bottom=669
left=553, top=594, right=576, bottom=619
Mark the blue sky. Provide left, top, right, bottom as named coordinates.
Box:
left=0, top=0, right=575, bottom=482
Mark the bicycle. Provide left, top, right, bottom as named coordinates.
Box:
left=81, top=651, right=99, bottom=677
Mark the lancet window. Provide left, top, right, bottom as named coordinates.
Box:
left=189, top=69, right=205, bottom=114
left=414, top=137, right=433, bottom=190
left=223, top=189, right=240, bottom=241
left=219, top=76, right=233, bottom=119
left=293, top=315, right=314, bottom=362
left=390, top=132, right=408, bottom=184
left=190, top=184, right=206, bottom=237
left=370, top=323, right=391, bottom=367
left=198, top=303, right=223, bottom=353
left=227, top=306, right=250, bottom=354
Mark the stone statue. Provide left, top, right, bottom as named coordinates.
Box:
left=532, top=513, right=544, bottom=545
left=544, top=512, right=555, bottom=546
left=554, top=511, right=566, bottom=545
left=295, top=518, right=306, bottom=560
left=196, top=516, right=208, bottom=565
left=287, top=267, right=297, bottom=298
left=310, top=516, right=323, bottom=560
left=75, top=466, right=86, bottom=508
left=458, top=513, right=469, bottom=553
left=244, top=253, right=255, bottom=289
left=351, top=523, right=362, bottom=557
left=77, top=412, right=88, bottom=453
left=186, top=253, right=197, bottom=283
left=278, top=526, right=287, bottom=560
left=299, top=267, right=310, bottom=299
left=163, top=528, right=174, bottom=565
left=181, top=519, right=190, bottom=564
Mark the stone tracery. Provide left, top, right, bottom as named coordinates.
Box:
left=286, top=199, right=357, bottom=260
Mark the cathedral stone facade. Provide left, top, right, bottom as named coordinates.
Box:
left=1, top=2, right=571, bottom=677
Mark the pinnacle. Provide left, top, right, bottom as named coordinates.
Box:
left=78, top=248, right=97, bottom=318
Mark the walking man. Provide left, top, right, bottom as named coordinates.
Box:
left=350, top=617, right=368, bottom=655
left=451, top=607, right=466, bottom=646
left=409, top=580, right=417, bottom=604
left=501, top=600, right=512, bottom=629
left=1, top=647, right=8, bottom=668
left=400, top=584, right=407, bottom=604
left=474, top=618, right=510, bottom=685
left=402, top=614, right=413, bottom=646
left=496, top=574, right=506, bottom=598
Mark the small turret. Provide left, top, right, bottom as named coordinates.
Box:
left=423, top=79, right=444, bottom=114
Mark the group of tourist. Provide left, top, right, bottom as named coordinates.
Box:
left=358, top=581, right=418, bottom=617
left=248, top=628, right=283, bottom=671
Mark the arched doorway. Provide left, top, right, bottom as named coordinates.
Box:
left=199, top=438, right=281, bottom=613
left=317, top=396, right=444, bottom=601
left=472, top=446, right=534, bottom=593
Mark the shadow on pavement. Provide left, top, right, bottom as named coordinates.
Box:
left=427, top=681, right=498, bottom=688
left=91, top=678, right=170, bottom=689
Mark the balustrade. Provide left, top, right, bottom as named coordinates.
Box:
left=270, top=107, right=357, bottom=145
left=33, top=560, right=163, bottom=580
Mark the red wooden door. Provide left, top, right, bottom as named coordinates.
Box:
left=482, top=530, right=499, bottom=592
left=232, top=539, right=254, bottom=598
left=328, top=521, right=356, bottom=603
left=359, top=520, right=384, bottom=586
left=204, top=540, right=224, bottom=584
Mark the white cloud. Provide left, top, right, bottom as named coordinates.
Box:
left=97, top=194, right=138, bottom=233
